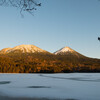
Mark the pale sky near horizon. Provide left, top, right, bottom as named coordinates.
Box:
left=0, top=0, right=100, bottom=58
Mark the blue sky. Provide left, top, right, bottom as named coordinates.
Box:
left=0, top=0, right=100, bottom=58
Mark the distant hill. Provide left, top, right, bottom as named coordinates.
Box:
left=0, top=45, right=100, bottom=73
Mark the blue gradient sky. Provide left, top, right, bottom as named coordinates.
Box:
left=0, top=0, right=100, bottom=58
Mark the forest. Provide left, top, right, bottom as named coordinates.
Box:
left=0, top=52, right=100, bottom=73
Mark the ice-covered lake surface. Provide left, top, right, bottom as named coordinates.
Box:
left=0, top=73, right=100, bottom=100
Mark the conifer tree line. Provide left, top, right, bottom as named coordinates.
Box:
left=0, top=53, right=100, bottom=73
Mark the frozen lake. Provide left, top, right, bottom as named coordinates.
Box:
left=0, top=73, right=100, bottom=100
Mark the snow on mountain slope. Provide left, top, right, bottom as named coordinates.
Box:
left=0, top=48, right=11, bottom=53
left=54, top=47, right=74, bottom=54
left=54, top=46, right=85, bottom=58
left=0, top=44, right=48, bottom=54
left=0, top=45, right=86, bottom=58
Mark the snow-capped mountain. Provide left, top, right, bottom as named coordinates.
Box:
left=54, top=47, right=85, bottom=58
left=0, top=45, right=87, bottom=58
left=0, top=44, right=48, bottom=54
left=54, top=47, right=74, bottom=54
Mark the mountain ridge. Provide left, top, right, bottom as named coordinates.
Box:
left=0, top=44, right=97, bottom=59
left=0, top=44, right=100, bottom=73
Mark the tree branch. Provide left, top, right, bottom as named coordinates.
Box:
left=0, top=0, right=41, bottom=15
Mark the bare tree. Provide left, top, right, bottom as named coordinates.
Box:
left=0, top=0, right=41, bottom=15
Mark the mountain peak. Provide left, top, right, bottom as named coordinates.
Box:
left=54, top=46, right=74, bottom=54
left=60, top=46, right=74, bottom=52
left=0, top=44, right=48, bottom=54
left=54, top=46, right=85, bottom=58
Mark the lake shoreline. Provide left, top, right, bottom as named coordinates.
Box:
left=0, top=72, right=100, bottom=74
